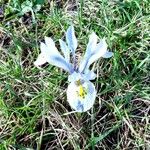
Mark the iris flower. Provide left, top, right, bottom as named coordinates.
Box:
left=34, top=26, right=113, bottom=112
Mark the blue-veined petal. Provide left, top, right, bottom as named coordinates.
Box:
left=34, top=40, right=73, bottom=73
left=43, top=42, right=73, bottom=72
left=79, top=32, right=98, bottom=72
left=66, top=26, right=77, bottom=55
left=86, top=32, right=98, bottom=54
left=86, top=39, right=108, bottom=68
left=59, top=39, right=70, bottom=61
left=47, top=54, right=73, bottom=72
left=67, top=81, right=96, bottom=112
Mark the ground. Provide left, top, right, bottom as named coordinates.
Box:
left=0, top=0, right=150, bottom=150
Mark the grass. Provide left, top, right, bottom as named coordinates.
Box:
left=0, top=0, right=150, bottom=149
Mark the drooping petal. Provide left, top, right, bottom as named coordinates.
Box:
left=66, top=26, right=77, bottom=56
left=79, top=32, right=98, bottom=73
left=86, top=32, right=98, bottom=54
left=34, top=53, right=47, bottom=66
left=67, top=81, right=96, bottom=112
left=59, top=39, right=70, bottom=61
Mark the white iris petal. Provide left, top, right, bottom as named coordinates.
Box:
left=86, top=39, right=108, bottom=69
left=34, top=37, right=73, bottom=73
left=59, top=39, right=70, bottom=61
left=79, top=32, right=98, bottom=72
left=66, top=25, right=77, bottom=56
left=34, top=53, right=47, bottom=66
left=67, top=81, right=96, bottom=112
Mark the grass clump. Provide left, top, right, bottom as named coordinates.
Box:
left=0, top=0, right=150, bottom=149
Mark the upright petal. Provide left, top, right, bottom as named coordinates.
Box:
left=79, top=32, right=98, bottom=73
left=86, top=39, right=108, bottom=68
left=67, top=81, right=96, bottom=112
left=59, top=39, right=70, bottom=62
left=86, top=32, right=98, bottom=54
left=66, top=26, right=77, bottom=55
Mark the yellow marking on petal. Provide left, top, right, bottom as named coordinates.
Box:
left=77, top=85, right=87, bottom=99
left=75, top=80, right=87, bottom=99
left=79, top=85, right=85, bottom=98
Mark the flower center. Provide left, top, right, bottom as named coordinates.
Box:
left=75, top=80, right=87, bottom=99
